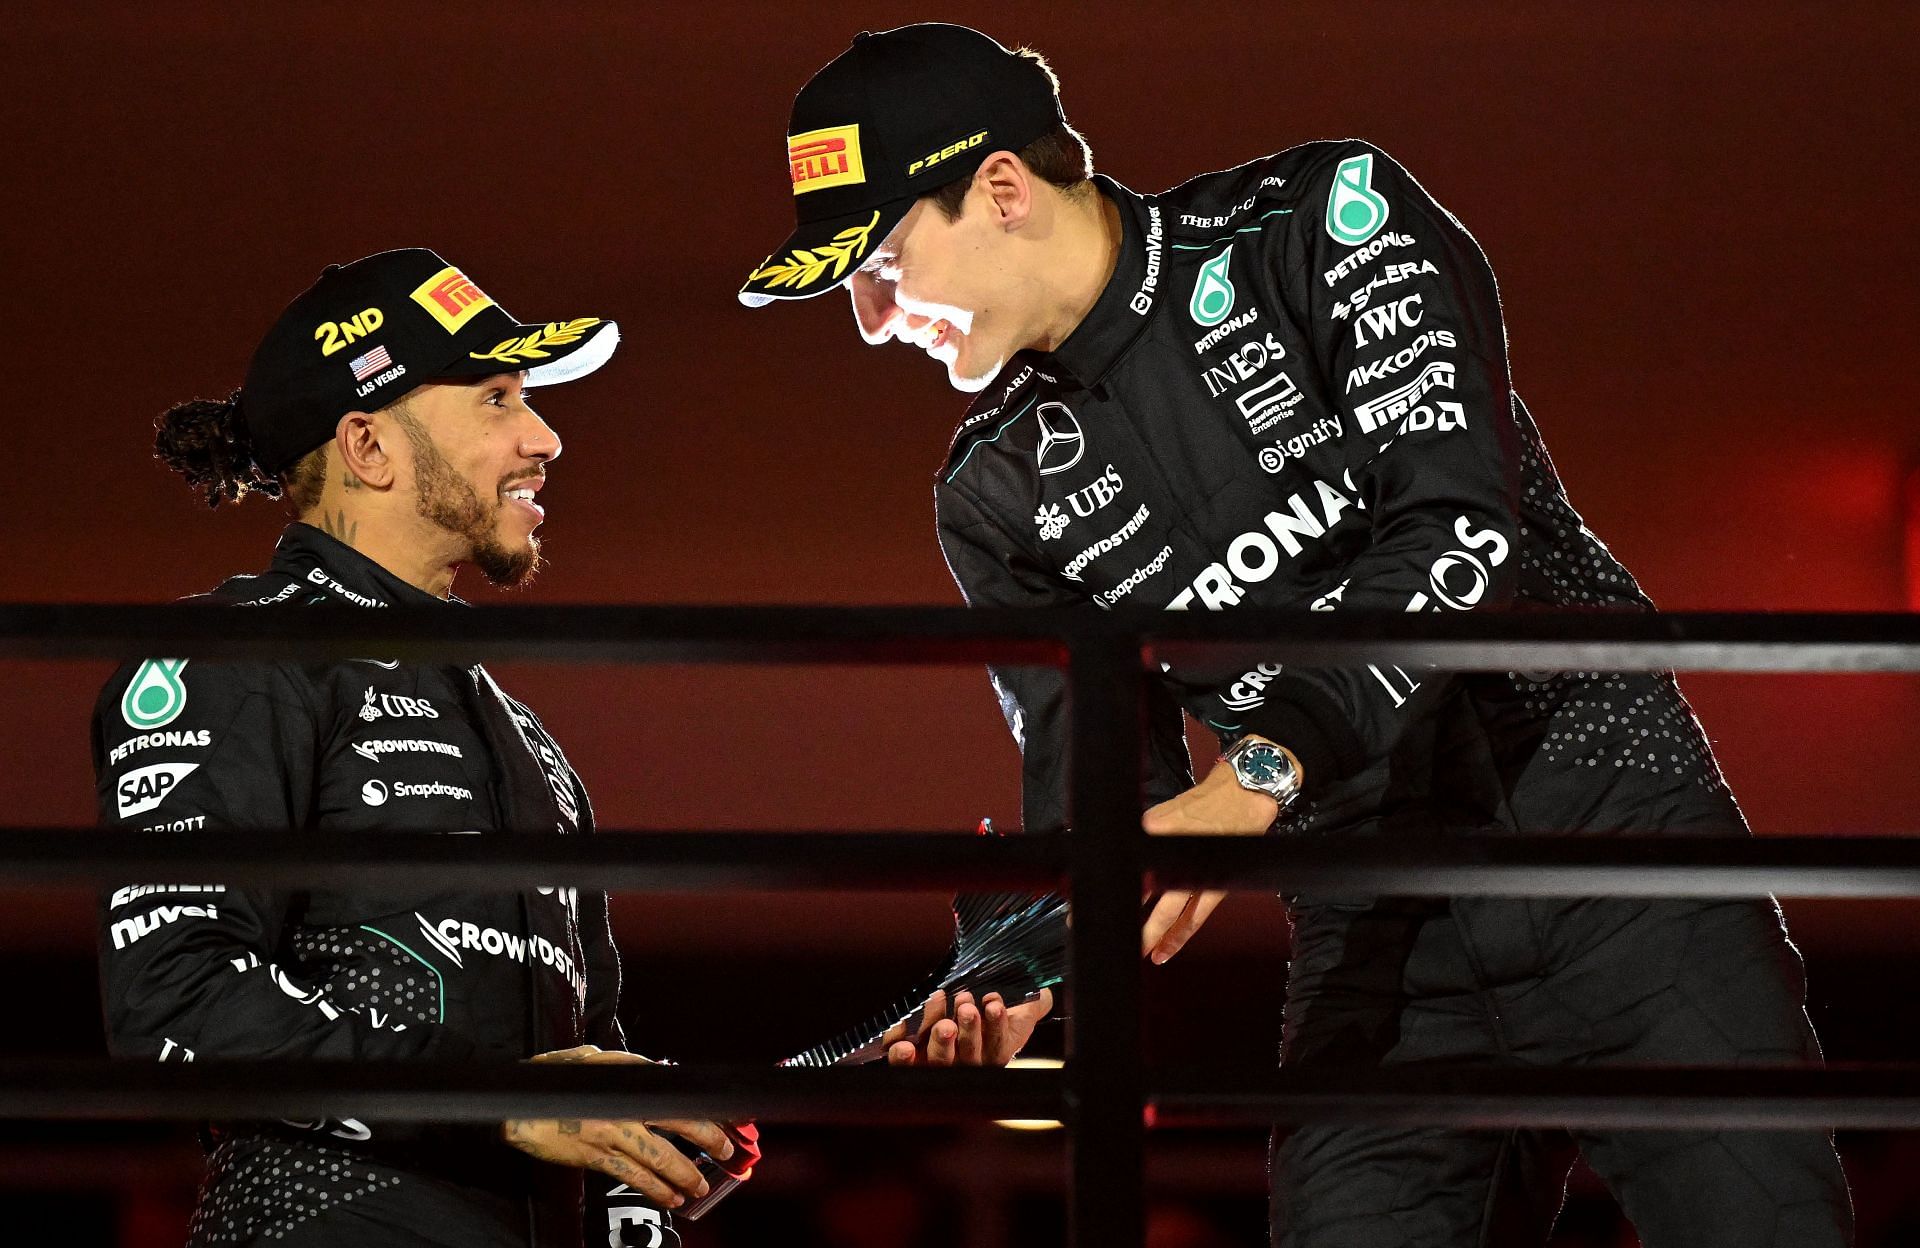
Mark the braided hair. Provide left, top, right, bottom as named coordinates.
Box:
left=153, top=389, right=295, bottom=509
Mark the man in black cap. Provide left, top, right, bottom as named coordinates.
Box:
left=740, top=23, right=1853, bottom=1248
left=96, top=248, right=754, bottom=1248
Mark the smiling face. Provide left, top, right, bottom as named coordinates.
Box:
left=393, top=372, right=559, bottom=586
left=848, top=190, right=1034, bottom=394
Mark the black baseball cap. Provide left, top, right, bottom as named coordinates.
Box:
left=240, top=248, right=619, bottom=474
left=737, top=23, right=1065, bottom=308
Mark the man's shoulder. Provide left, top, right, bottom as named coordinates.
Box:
left=938, top=353, right=1069, bottom=492
left=1151, top=139, right=1394, bottom=235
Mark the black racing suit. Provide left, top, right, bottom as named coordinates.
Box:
left=934, top=143, right=1851, bottom=1245
left=93, top=524, right=677, bottom=1248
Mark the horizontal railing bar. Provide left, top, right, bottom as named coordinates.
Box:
left=0, top=831, right=1066, bottom=891
left=1152, top=1065, right=1920, bottom=1129
left=1144, top=835, right=1920, bottom=899
left=3, top=606, right=1919, bottom=671
left=0, top=1062, right=1065, bottom=1124
left=12, top=831, right=1920, bottom=898
left=0, top=1062, right=1913, bottom=1130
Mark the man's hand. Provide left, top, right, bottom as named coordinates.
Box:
left=1139, top=759, right=1279, bottom=965
left=501, top=1046, right=738, bottom=1210
left=883, top=987, right=1054, bottom=1066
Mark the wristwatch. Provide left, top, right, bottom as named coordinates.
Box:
left=1221, top=734, right=1304, bottom=806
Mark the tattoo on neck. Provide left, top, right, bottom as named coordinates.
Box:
left=317, top=510, right=359, bottom=548
left=341, top=472, right=363, bottom=490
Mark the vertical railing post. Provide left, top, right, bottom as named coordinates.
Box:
left=1064, top=621, right=1145, bottom=1248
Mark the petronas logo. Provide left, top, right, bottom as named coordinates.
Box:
left=121, top=659, right=190, bottom=731
left=1326, top=153, right=1389, bottom=246
left=1189, top=244, right=1236, bottom=327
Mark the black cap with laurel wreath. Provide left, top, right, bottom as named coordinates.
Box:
left=737, top=23, right=1065, bottom=308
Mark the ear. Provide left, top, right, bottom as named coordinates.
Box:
left=975, top=152, right=1034, bottom=231
left=335, top=411, right=394, bottom=490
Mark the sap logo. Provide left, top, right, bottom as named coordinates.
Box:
left=109, top=728, right=211, bottom=766
left=1344, top=328, right=1455, bottom=392
left=1406, top=517, right=1511, bottom=612
left=1168, top=475, right=1367, bottom=610
left=1351, top=292, right=1424, bottom=348
left=116, top=763, right=198, bottom=819
left=1203, top=333, right=1286, bottom=398
left=314, top=306, right=384, bottom=358
left=358, top=688, right=440, bottom=722
left=1066, top=464, right=1124, bottom=518
left=1221, top=663, right=1285, bottom=713
left=110, top=902, right=219, bottom=950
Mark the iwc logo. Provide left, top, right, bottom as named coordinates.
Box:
left=1034, top=403, right=1085, bottom=477
left=1326, top=153, right=1389, bottom=246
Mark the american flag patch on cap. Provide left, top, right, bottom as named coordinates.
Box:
left=349, top=345, right=393, bottom=381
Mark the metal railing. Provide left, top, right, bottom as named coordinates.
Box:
left=5, top=604, right=1920, bottom=1247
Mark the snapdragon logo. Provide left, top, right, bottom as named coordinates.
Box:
left=1189, top=243, right=1236, bottom=327
left=364, top=779, right=472, bottom=806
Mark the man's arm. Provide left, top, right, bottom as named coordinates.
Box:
left=934, top=482, right=1196, bottom=836
left=1163, top=141, right=1525, bottom=789
left=95, top=657, right=478, bottom=1062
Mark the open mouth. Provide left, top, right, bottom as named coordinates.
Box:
left=502, top=481, right=545, bottom=522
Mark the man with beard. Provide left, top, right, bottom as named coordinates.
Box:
left=95, top=248, right=743, bottom=1248
left=736, top=23, right=1852, bottom=1248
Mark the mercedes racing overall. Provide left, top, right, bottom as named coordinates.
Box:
left=94, top=524, right=675, bottom=1248
left=934, top=143, right=1851, bottom=1246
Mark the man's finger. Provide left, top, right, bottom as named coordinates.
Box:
left=952, top=991, right=984, bottom=1064
left=647, top=1117, right=734, bottom=1161
left=887, top=1039, right=919, bottom=1066
left=925, top=1018, right=958, bottom=1067
left=1150, top=889, right=1227, bottom=964
left=595, top=1152, right=681, bottom=1208
left=601, top=1122, right=708, bottom=1201
left=1141, top=890, right=1197, bottom=955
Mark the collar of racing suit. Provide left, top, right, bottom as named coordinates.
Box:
left=269, top=521, right=583, bottom=840
left=270, top=522, right=465, bottom=609
left=1046, top=174, right=1158, bottom=393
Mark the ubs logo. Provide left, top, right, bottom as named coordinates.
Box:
left=1034, top=403, right=1085, bottom=477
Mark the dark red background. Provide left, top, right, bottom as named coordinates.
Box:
left=5, top=2, right=1918, bottom=1244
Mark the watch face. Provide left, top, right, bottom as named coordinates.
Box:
left=1239, top=744, right=1285, bottom=786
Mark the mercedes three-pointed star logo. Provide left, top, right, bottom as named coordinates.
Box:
left=1034, top=402, right=1085, bottom=477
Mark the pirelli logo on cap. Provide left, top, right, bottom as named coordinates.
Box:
left=789, top=124, right=865, bottom=195
left=410, top=266, right=496, bottom=333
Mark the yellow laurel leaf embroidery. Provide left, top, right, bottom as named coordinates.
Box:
left=746, top=210, right=881, bottom=291
left=469, top=318, right=605, bottom=365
